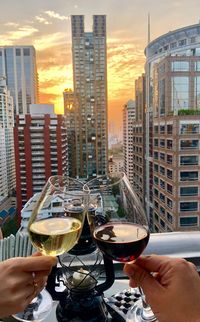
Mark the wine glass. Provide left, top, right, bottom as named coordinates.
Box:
left=85, top=172, right=157, bottom=322
left=13, top=175, right=87, bottom=322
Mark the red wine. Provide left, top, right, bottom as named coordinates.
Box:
left=93, top=223, right=149, bottom=262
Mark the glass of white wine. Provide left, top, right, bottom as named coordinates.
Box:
left=13, top=175, right=87, bottom=322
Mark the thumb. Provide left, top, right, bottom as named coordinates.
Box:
left=124, top=262, right=163, bottom=297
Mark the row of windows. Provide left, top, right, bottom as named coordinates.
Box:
left=154, top=151, right=173, bottom=164
left=154, top=155, right=199, bottom=167
left=154, top=123, right=200, bottom=135
left=153, top=164, right=173, bottom=178
left=155, top=37, right=197, bottom=55
left=154, top=171, right=199, bottom=183
left=154, top=216, right=198, bottom=230
left=154, top=138, right=200, bottom=150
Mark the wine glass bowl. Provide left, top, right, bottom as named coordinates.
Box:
left=28, top=176, right=86, bottom=257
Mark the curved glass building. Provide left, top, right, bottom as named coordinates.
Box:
left=145, top=22, right=200, bottom=231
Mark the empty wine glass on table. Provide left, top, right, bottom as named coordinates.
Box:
left=13, top=175, right=87, bottom=322
left=85, top=172, right=157, bottom=322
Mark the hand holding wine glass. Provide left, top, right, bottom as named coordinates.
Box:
left=86, top=172, right=156, bottom=322
left=13, top=176, right=87, bottom=322
left=0, top=255, right=56, bottom=318
left=124, top=255, right=200, bottom=322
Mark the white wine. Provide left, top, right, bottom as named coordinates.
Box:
left=29, top=217, right=82, bottom=256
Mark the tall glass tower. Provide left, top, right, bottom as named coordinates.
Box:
left=0, top=46, right=38, bottom=115
left=70, top=15, right=108, bottom=178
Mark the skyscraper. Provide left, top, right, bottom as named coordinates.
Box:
left=70, top=15, right=108, bottom=178
left=123, top=100, right=135, bottom=186
left=145, top=22, right=200, bottom=231
left=14, top=104, right=68, bottom=214
left=0, top=46, right=38, bottom=115
left=0, top=77, right=15, bottom=197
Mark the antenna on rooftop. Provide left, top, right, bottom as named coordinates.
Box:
left=148, top=13, right=151, bottom=44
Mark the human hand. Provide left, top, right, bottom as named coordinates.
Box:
left=124, top=255, right=200, bottom=322
left=0, top=255, right=56, bottom=318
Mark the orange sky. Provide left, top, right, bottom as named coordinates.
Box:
left=1, top=0, right=200, bottom=137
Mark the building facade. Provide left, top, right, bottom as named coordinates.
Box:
left=145, top=22, right=200, bottom=231
left=123, top=100, right=135, bottom=186
left=132, top=75, right=146, bottom=207
left=14, top=104, right=68, bottom=215
left=70, top=15, right=108, bottom=178
left=63, top=89, right=77, bottom=177
left=0, top=77, right=15, bottom=198
left=0, top=46, right=38, bottom=115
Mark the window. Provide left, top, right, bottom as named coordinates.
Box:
left=167, top=183, right=173, bottom=194
left=180, top=217, right=198, bottom=227
left=171, top=61, right=189, bottom=71
left=160, top=125, right=165, bottom=134
left=155, top=200, right=159, bottom=209
left=167, top=198, right=173, bottom=209
left=172, top=77, right=189, bottom=110
left=160, top=152, right=165, bottom=161
left=160, top=206, right=165, bottom=216
left=154, top=188, right=159, bottom=197
left=160, top=192, right=165, bottom=203
left=160, top=166, right=165, bottom=175
left=180, top=186, right=198, bottom=196
left=180, top=171, right=198, bottom=181
left=154, top=176, right=158, bottom=185
left=167, top=169, right=173, bottom=179
left=167, top=140, right=173, bottom=149
left=178, top=39, right=187, bottom=46
left=167, top=212, right=173, bottom=224
left=180, top=123, right=199, bottom=134
left=167, top=154, right=172, bottom=164
left=180, top=201, right=198, bottom=212
left=160, top=219, right=165, bottom=229
left=160, top=179, right=165, bottom=190
left=154, top=138, right=158, bottom=147
left=154, top=125, right=158, bottom=134
left=154, top=163, right=159, bottom=172
left=180, top=155, right=198, bottom=165
left=180, top=140, right=199, bottom=150
left=160, top=139, right=165, bottom=148
left=167, top=124, right=173, bottom=134
left=154, top=212, right=159, bottom=221
left=154, top=151, right=158, bottom=160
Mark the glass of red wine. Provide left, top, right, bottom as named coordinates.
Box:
left=85, top=172, right=157, bottom=322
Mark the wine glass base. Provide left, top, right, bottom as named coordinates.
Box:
left=126, top=298, right=158, bottom=322
left=13, top=289, right=52, bottom=322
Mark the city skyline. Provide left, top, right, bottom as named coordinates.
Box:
left=1, top=0, right=200, bottom=135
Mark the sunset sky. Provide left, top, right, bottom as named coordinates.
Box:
left=1, top=0, right=200, bottom=137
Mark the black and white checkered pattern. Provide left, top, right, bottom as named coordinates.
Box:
left=105, top=288, right=141, bottom=321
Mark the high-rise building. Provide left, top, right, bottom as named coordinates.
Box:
left=145, top=22, right=200, bottom=231
left=132, top=75, right=146, bottom=207
left=0, top=46, right=38, bottom=115
left=0, top=77, right=15, bottom=197
left=70, top=15, right=108, bottom=178
left=63, top=89, right=77, bottom=177
left=123, top=100, right=135, bottom=185
left=14, top=104, right=68, bottom=215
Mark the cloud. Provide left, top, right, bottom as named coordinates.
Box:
left=45, top=11, right=69, bottom=21
left=35, top=16, right=52, bottom=25
left=4, top=22, right=19, bottom=28
left=33, top=32, right=67, bottom=51
left=107, top=40, right=145, bottom=101
left=0, top=26, right=39, bottom=45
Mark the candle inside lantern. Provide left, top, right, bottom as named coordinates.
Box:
left=72, top=268, right=93, bottom=288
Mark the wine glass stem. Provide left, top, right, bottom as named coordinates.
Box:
left=138, top=287, right=157, bottom=321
